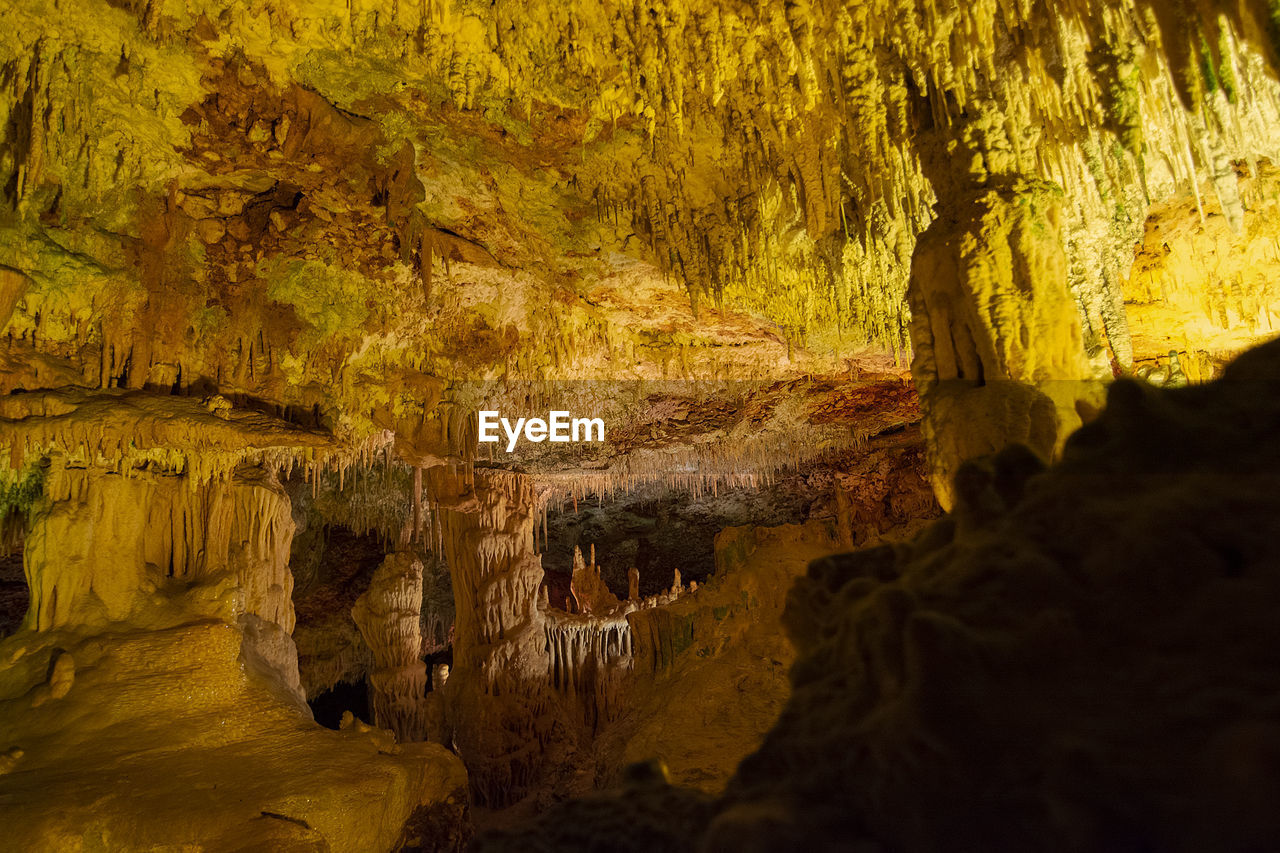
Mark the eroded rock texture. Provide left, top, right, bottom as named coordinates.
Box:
left=480, top=336, right=1280, bottom=852
left=27, top=463, right=306, bottom=699
left=4, top=0, right=1280, bottom=847
left=909, top=180, right=1103, bottom=508
left=5, top=0, right=1280, bottom=477
left=426, top=467, right=564, bottom=807
left=609, top=520, right=845, bottom=792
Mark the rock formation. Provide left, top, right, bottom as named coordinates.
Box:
left=476, top=335, right=1280, bottom=853
left=426, top=466, right=562, bottom=807
left=0, top=393, right=469, bottom=850
left=909, top=180, right=1104, bottom=507
left=567, top=544, right=620, bottom=615
left=4, top=0, right=1280, bottom=847
left=352, top=551, right=431, bottom=743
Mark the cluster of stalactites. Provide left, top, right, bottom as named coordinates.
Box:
left=0, top=391, right=393, bottom=488
left=1, top=429, right=319, bottom=490
left=305, top=436, right=425, bottom=547
left=542, top=610, right=633, bottom=729
left=536, top=539, right=693, bottom=729
left=12, top=0, right=1280, bottom=367
left=532, top=421, right=868, bottom=515
left=22, top=462, right=297, bottom=636
left=550, top=0, right=1279, bottom=350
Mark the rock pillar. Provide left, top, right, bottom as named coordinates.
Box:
left=352, top=551, right=430, bottom=742
left=908, top=179, right=1103, bottom=508
left=426, top=466, right=560, bottom=806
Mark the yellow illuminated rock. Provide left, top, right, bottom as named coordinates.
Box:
left=3, top=0, right=1280, bottom=848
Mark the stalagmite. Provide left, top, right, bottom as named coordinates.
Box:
left=351, top=551, right=431, bottom=743
left=568, top=544, right=620, bottom=615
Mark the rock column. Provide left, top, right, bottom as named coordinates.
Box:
left=909, top=111, right=1105, bottom=508
left=426, top=466, right=559, bottom=806
left=352, top=551, right=430, bottom=742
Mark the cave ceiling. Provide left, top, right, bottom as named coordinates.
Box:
left=3, top=0, right=1280, bottom=484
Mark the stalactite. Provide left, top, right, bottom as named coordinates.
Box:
left=542, top=610, right=634, bottom=729
left=534, top=418, right=869, bottom=509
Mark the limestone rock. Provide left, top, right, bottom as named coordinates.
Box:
left=0, top=440, right=466, bottom=849
left=426, top=466, right=563, bottom=807
left=0, top=620, right=468, bottom=852
left=352, top=551, right=430, bottom=743
left=908, top=181, right=1105, bottom=507
left=195, top=218, right=226, bottom=244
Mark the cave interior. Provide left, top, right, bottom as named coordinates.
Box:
left=4, top=0, right=1280, bottom=850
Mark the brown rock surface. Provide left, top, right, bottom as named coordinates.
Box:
left=352, top=551, right=431, bottom=743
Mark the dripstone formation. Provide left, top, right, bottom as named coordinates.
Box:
left=2, top=0, right=1280, bottom=849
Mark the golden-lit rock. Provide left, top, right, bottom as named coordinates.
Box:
left=5, top=0, right=1280, bottom=846
left=609, top=520, right=842, bottom=792
left=0, top=619, right=469, bottom=851
left=352, top=551, right=431, bottom=743
left=1124, top=165, right=1280, bottom=374
left=474, top=336, right=1280, bottom=853
left=909, top=181, right=1105, bottom=507
left=0, top=400, right=469, bottom=850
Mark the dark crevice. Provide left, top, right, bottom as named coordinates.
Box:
left=308, top=679, right=370, bottom=730
left=259, top=812, right=312, bottom=830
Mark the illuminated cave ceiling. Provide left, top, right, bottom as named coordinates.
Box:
left=3, top=0, right=1280, bottom=482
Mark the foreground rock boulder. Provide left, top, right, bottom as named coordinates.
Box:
left=0, top=619, right=469, bottom=852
